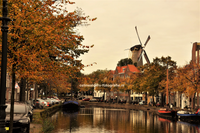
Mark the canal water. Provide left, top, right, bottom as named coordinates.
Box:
left=50, top=107, right=200, bottom=133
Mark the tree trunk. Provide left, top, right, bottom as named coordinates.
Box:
left=26, top=81, right=28, bottom=101
left=104, top=90, right=105, bottom=101
left=152, top=95, right=155, bottom=105
left=128, top=90, right=131, bottom=104
left=193, top=92, right=196, bottom=109
left=71, top=78, right=73, bottom=100
left=46, top=85, right=48, bottom=99
left=145, top=92, right=147, bottom=105
left=19, top=78, right=26, bottom=102
left=9, top=64, right=16, bottom=133
left=161, top=93, right=164, bottom=107
left=117, top=91, right=119, bottom=103
left=197, top=92, right=199, bottom=109
left=191, top=94, right=195, bottom=109
left=57, top=88, right=58, bottom=98
left=34, top=83, right=38, bottom=103
left=41, top=87, right=43, bottom=99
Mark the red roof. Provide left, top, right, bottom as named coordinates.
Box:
left=115, top=65, right=140, bottom=74
left=127, top=65, right=140, bottom=73
left=116, top=66, right=127, bottom=74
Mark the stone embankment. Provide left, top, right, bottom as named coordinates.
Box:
left=80, top=101, right=193, bottom=114
left=81, top=101, right=160, bottom=113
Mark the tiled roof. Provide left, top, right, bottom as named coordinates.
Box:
left=114, top=65, right=140, bottom=74
left=116, top=66, right=127, bottom=74
left=127, top=64, right=140, bottom=73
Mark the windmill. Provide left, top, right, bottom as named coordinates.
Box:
left=126, top=26, right=151, bottom=67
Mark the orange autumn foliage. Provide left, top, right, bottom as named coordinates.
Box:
left=0, top=0, right=96, bottom=92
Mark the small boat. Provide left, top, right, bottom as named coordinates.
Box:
left=177, top=109, right=200, bottom=123
left=62, top=100, right=80, bottom=112
left=158, top=108, right=177, bottom=118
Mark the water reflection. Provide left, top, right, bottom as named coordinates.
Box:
left=51, top=107, right=200, bottom=133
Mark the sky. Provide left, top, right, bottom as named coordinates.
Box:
left=59, top=0, right=200, bottom=74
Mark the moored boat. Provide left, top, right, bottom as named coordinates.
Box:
left=158, top=108, right=177, bottom=118
left=177, top=109, right=200, bottom=123
left=62, top=100, right=80, bottom=112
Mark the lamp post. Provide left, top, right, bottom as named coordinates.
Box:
left=0, top=0, right=11, bottom=132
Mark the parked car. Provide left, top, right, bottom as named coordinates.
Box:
left=89, top=98, right=97, bottom=102
left=76, top=97, right=85, bottom=100
left=105, top=99, right=113, bottom=103
left=5, top=102, right=30, bottom=133
left=82, top=98, right=90, bottom=101
left=25, top=100, right=34, bottom=110
left=51, top=98, right=60, bottom=104
left=97, top=98, right=104, bottom=102
left=25, top=100, right=34, bottom=122
left=43, top=99, right=52, bottom=107
left=38, top=99, right=49, bottom=107
left=119, top=99, right=126, bottom=104
left=33, top=99, right=45, bottom=109
left=47, top=98, right=55, bottom=105
left=139, top=100, right=146, bottom=105
left=130, top=100, right=139, bottom=104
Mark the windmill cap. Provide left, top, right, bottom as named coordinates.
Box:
left=130, top=45, right=142, bottom=51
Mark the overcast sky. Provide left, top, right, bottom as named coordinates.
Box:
left=62, top=0, right=199, bottom=74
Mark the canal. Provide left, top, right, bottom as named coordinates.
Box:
left=50, top=107, right=200, bottom=133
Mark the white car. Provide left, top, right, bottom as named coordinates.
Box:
left=47, top=98, right=55, bottom=105
left=139, top=100, right=145, bottom=105
left=89, top=98, right=97, bottom=102
left=38, top=99, right=49, bottom=107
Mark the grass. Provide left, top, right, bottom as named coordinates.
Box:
left=31, top=104, right=61, bottom=133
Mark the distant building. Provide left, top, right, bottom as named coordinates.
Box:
left=192, top=42, right=200, bottom=64
left=113, top=64, right=140, bottom=79
left=113, top=65, right=141, bottom=101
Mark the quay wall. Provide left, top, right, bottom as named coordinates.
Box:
left=80, top=101, right=160, bottom=113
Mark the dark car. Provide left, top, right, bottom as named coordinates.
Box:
left=130, top=100, right=139, bottom=105
left=105, top=99, right=114, bottom=103
left=82, top=98, right=90, bottom=101
left=97, top=99, right=104, bottom=102
left=5, top=102, right=31, bottom=133
left=77, top=97, right=85, bottom=100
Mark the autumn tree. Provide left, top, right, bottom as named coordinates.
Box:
left=132, top=56, right=176, bottom=105
left=84, top=69, right=108, bottom=96
left=5, top=0, right=96, bottom=99
left=96, top=70, right=113, bottom=100
left=117, top=58, right=133, bottom=67
left=123, top=73, right=139, bottom=103
left=2, top=0, right=96, bottom=131
left=174, top=62, right=200, bottom=109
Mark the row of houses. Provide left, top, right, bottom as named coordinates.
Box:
left=94, top=42, right=200, bottom=109
left=5, top=73, right=37, bottom=102
left=94, top=64, right=193, bottom=109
